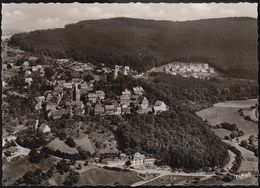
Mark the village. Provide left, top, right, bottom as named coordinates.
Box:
left=2, top=39, right=167, bottom=174
left=149, top=62, right=217, bottom=79
left=33, top=60, right=168, bottom=119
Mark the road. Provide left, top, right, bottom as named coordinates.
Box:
left=130, top=168, right=213, bottom=187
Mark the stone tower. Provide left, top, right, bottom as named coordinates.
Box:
left=114, top=65, right=120, bottom=79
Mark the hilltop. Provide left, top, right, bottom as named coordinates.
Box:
left=9, top=17, right=258, bottom=79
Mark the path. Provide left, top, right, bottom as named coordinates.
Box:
left=223, top=150, right=236, bottom=172
left=130, top=168, right=213, bottom=187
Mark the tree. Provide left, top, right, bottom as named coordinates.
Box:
left=56, top=159, right=70, bottom=174
left=125, top=160, right=131, bottom=166
left=84, top=74, right=94, bottom=82
left=46, top=166, right=54, bottom=178
left=84, top=160, right=89, bottom=166
left=28, top=149, right=42, bottom=164
left=240, top=140, right=248, bottom=148
left=248, top=135, right=255, bottom=144
left=59, top=131, right=67, bottom=140
left=7, top=64, right=12, bottom=69
left=63, top=170, right=79, bottom=185
left=224, top=136, right=230, bottom=141
left=230, top=131, right=238, bottom=139
left=44, top=67, right=55, bottom=78
left=65, top=137, right=76, bottom=148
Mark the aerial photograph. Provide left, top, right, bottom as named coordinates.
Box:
left=1, top=2, right=258, bottom=186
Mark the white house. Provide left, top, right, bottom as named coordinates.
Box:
left=208, top=68, right=214, bottom=73
left=131, top=152, right=145, bottom=166
left=25, top=77, right=33, bottom=86
left=32, top=66, right=38, bottom=71
left=133, top=86, right=144, bottom=95
left=23, top=61, right=30, bottom=67
left=153, top=100, right=167, bottom=114
left=123, top=66, right=130, bottom=75
left=131, top=152, right=156, bottom=166
left=63, top=82, right=73, bottom=89
left=37, top=65, right=43, bottom=69
left=204, top=64, right=209, bottom=69
left=25, top=70, right=32, bottom=75
left=144, top=158, right=156, bottom=165
left=95, top=90, right=105, bottom=100
left=122, top=89, right=131, bottom=96
left=39, top=124, right=51, bottom=133
left=2, top=81, right=7, bottom=88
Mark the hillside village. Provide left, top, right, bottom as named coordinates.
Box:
left=150, top=62, right=216, bottom=79
left=2, top=40, right=168, bottom=170
left=33, top=59, right=168, bottom=120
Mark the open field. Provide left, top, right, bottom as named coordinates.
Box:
left=242, top=108, right=258, bottom=122
left=89, top=130, right=119, bottom=154
left=212, top=129, right=231, bottom=139
left=77, top=167, right=141, bottom=186
left=74, top=135, right=95, bottom=154
left=2, top=156, right=59, bottom=186
left=196, top=99, right=258, bottom=183
left=2, top=157, right=35, bottom=186
left=213, top=99, right=258, bottom=108
left=46, top=138, right=78, bottom=154
left=196, top=99, right=258, bottom=137
left=224, top=176, right=258, bottom=185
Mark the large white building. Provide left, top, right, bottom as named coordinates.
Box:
left=131, top=152, right=156, bottom=166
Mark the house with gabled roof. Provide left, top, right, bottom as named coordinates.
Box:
left=96, top=90, right=105, bottom=100
left=94, top=103, right=105, bottom=115
left=88, top=92, right=98, bottom=103
left=137, top=96, right=150, bottom=114
left=114, top=102, right=122, bottom=115
left=63, top=82, right=74, bottom=89
left=122, top=89, right=131, bottom=96
left=105, top=105, right=115, bottom=115
left=120, top=95, right=130, bottom=106
left=39, top=123, right=51, bottom=133
left=25, top=77, right=33, bottom=85
left=133, top=86, right=144, bottom=95
left=130, top=95, right=139, bottom=105
left=153, top=100, right=167, bottom=114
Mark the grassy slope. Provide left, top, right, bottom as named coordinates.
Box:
left=10, top=17, right=258, bottom=79
left=77, top=167, right=141, bottom=186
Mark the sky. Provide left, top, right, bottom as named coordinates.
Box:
left=2, top=3, right=258, bottom=32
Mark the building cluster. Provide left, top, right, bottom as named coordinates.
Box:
left=113, top=65, right=131, bottom=79
left=56, top=59, right=94, bottom=72
left=30, top=58, right=168, bottom=119
left=34, top=77, right=168, bottom=119
left=101, top=152, right=156, bottom=167
left=152, top=62, right=215, bottom=79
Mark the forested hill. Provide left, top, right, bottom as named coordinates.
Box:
left=10, top=17, right=258, bottom=79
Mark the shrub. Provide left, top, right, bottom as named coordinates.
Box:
left=224, top=136, right=230, bottom=140
left=28, top=149, right=42, bottom=164
left=244, top=116, right=251, bottom=121
left=63, top=170, right=80, bottom=185
left=222, top=174, right=235, bottom=182
left=56, top=160, right=71, bottom=174
left=220, top=122, right=238, bottom=131
left=84, top=160, right=89, bottom=166
left=65, top=137, right=76, bottom=148
left=230, top=131, right=238, bottom=139
left=238, top=130, right=244, bottom=137
left=22, top=168, right=45, bottom=185
left=125, top=160, right=131, bottom=166
left=240, top=140, right=248, bottom=148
